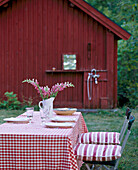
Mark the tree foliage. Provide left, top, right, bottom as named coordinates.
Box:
left=85, top=0, right=138, bottom=108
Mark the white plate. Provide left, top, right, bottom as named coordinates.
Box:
left=3, top=117, right=29, bottom=124
left=51, top=116, right=77, bottom=122
left=45, top=122, right=74, bottom=128
left=54, top=108, right=77, bottom=115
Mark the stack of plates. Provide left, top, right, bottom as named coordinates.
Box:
left=51, top=116, right=77, bottom=122
left=3, top=117, right=29, bottom=124
left=45, top=122, right=74, bottom=128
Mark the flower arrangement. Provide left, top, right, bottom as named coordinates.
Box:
left=22, top=79, right=74, bottom=100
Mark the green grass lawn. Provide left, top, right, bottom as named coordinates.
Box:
left=0, top=108, right=137, bottom=170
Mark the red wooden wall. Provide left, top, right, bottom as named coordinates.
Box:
left=0, top=0, right=118, bottom=109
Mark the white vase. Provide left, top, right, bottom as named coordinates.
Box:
left=39, top=97, right=55, bottom=118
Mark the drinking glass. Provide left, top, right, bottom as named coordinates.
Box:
left=40, top=108, right=47, bottom=125
left=26, top=107, right=34, bottom=123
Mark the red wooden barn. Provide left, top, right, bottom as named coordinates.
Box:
left=0, top=0, right=131, bottom=109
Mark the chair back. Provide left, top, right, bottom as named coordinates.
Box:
left=115, top=115, right=135, bottom=169
left=119, top=107, right=131, bottom=143
left=121, top=115, right=135, bottom=154
left=126, top=107, right=131, bottom=119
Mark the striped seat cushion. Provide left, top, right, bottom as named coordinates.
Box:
left=78, top=132, right=120, bottom=145
left=74, top=143, right=121, bottom=162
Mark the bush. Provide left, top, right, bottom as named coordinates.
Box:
left=0, top=92, right=21, bottom=110
left=0, top=92, right=39, bottom=111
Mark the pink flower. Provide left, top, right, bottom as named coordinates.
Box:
left=22, top=79, right=74, bottom=100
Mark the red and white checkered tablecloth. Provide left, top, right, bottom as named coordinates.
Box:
left=0, top=112, right=88, bottom=170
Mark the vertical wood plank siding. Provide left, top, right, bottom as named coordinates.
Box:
left=0, top=0, right=117, bottom=108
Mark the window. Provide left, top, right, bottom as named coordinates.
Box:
left=62, top=54, right=77, bottom=70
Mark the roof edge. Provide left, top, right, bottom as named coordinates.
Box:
left=0, top=0, right=10, bottom=6
left=69, top=0, right=131, bottom=40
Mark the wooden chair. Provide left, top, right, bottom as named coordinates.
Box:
left=78, top=108, right=131, bottom=145
left=74, top=115, right=135, bottom=170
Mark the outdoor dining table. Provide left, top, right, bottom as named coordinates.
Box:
left=0, top=111, right=88, bottom=170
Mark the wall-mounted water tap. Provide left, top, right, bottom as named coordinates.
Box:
left=91, top=69, right=100, bottom=84
left=87, top=68, right=100, bottom=100
left=93, top=74, right=100, bottom=84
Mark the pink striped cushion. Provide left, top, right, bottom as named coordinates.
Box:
left=78, top=132, right=120, bottom=145
left=74, top=143, right=121, bottom=162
